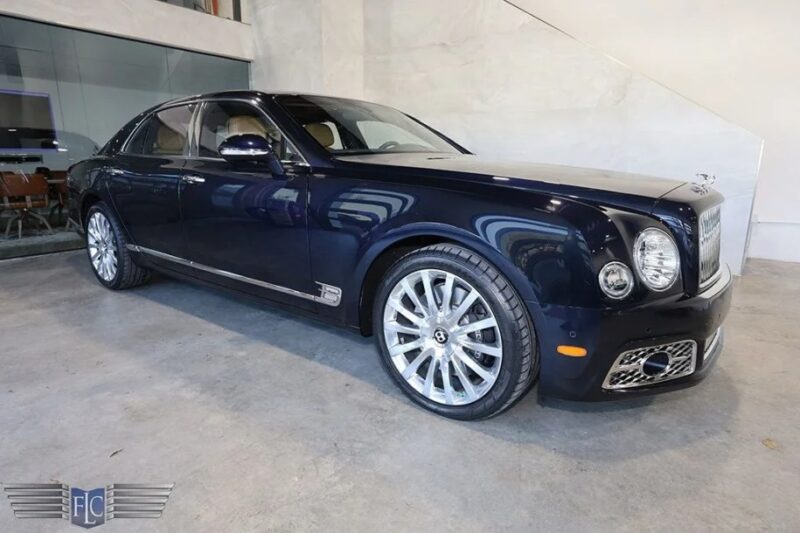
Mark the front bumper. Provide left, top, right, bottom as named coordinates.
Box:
left=532, top=266, right=733, bottom=401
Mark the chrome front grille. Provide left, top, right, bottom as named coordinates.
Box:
left=602, top=340, right=698, bottom=390
left=698, top=205, right=722, bottom=287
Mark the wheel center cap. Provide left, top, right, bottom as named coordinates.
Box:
left=433, top=328, right=449, bottom=345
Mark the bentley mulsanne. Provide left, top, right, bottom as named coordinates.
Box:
left=68, top=91, right=731, bottom=419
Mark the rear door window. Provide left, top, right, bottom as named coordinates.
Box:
left=125, top=104, right=195, bottom=156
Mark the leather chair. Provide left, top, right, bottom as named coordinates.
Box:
left=0, top=171, right=53, bottom=239
left=43, top=170, right=77, bottom=229
left=152, top=124, right=185, bottom=155
left=226, top=115, right=284, bottom=154
left=304, top=122, right=335, bottom=149
left=227, top=115, right=268, bottom=138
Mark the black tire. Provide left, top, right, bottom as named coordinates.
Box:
left=85, top=202, right=150, bottom=290
left=373, top=244, right=538, bottom=420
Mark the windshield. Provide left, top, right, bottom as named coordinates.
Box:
left=275, top=95, right=462, bottom=156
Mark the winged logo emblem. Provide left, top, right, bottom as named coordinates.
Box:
left=4, top=483, right=173, bottom=529
left=696, top=172, right=717, bottom=185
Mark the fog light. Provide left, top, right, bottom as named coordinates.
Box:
left=598, top=261, right=634, bottom=299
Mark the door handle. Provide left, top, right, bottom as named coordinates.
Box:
left=107, top=167, right=125, bottom=176
left=181, top=175, right=206, bottom=184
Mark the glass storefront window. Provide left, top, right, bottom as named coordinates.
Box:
left=0, top=15, right=250, bottom=258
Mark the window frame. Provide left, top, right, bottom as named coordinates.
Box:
left=120, top=101, right=199, bottom=158
left=274, top=94, right=470, bottom=157
left=189, top=98, right=309, bottom=167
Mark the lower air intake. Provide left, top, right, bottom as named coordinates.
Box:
left=602, top=340, right=698, bottom=390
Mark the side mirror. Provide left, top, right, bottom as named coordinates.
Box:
left=218, top=134, right=284, bottom=174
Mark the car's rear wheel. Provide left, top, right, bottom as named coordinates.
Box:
left=85, top=202, right=150, bottom=290
left=373, top=244, right=537, bottom=420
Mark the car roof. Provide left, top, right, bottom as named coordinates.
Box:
left=155, top=90, right=373, bottom=110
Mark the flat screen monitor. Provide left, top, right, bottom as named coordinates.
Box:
left=0, top=90, right=58, bottom=150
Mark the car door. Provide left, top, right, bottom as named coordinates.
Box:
left=108, top=103, right=195, bottom=259
left=179, top=99, right=315, bottom=309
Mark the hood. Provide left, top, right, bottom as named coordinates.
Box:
left=336, top=153, right=685, bottom=201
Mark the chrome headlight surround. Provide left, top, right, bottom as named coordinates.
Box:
left=633, top=227, right=680, bottom=291
left=598, top=261, right=635, bottom=300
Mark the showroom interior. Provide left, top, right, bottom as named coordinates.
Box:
left=0, top=0, right=797, bottom=530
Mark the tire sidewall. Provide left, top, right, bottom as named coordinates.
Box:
left=374, top=250, right=529, bottom=420
left=85, top=203, right=125, bottom=289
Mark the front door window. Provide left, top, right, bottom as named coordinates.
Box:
left=197, top=101, right=301, bottom=163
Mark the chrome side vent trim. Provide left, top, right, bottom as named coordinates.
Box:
left=602, top=340, right=697, bottom=390
left=316, top=283, right=342, bottom=306
left=698, top=205, right=722, bottom=288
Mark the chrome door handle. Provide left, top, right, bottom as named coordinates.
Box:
left=181, top=175, right=205, bottom=184
left=108, top=167, right=124, bottom=175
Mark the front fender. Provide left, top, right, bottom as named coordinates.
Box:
left=344, top=221, right=544, bottom=329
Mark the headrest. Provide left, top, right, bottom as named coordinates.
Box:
left=155, top=125, right=184, bottom=153
left=304, top=122, right=334, bottom=148
left=227, top=115, right=268, bottom=138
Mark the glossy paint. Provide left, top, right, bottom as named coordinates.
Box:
left=180, top=157, right=312, bottom=298
left=107, top=152, right=187, bottom=258
left=68, top=90, right=732, bottom=400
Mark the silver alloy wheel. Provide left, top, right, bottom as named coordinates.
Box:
left=382, top=268, right=503, bottom=406
left=86, top=211, right=118, bottom=282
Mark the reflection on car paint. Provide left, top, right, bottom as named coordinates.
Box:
left=327, top=188, right=415, bottom=229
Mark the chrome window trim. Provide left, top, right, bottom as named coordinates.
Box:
left=190, top=155, right=309, bottom=167
left=126, top=244, right=340, bottom=306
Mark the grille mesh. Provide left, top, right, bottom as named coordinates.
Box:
left=699, top=205, right=722, bottom=287
left=602, top=340, right=697, bottom=390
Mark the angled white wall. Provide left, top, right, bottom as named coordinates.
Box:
left=249, top=0, right=763, bottom=274
left=509, top=0, right=800, bottom=264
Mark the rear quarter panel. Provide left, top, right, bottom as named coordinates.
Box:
left=67, top=157, right=116, bottom=232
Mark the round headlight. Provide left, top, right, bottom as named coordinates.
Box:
left=598, top=261, right=634, bottom=299
left=633, top=228, right=680, bottom=291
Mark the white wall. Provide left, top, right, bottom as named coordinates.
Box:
left=510, top=0, right=800, bottom=263
left=249, top=0, right=762, bottom=274
left=0, top=0, right=253, bottom=60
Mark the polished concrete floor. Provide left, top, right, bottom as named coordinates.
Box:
left=1, top=251, right=798, bottom=532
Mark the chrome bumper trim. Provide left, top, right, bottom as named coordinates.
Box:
left=602, top=339, right=698, bottom=390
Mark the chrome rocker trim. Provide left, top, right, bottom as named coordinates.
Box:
left=126, top=244, right=341, bottom=307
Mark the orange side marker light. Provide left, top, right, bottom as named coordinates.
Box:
left=557, top=345, right=587, bottom=357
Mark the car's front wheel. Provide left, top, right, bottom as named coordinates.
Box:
left=85, top=202, right=150, bottom=290
left=373, top=244, right=537, bottom=420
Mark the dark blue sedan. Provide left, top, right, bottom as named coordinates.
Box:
left=68, top=91, right=731, bottom=419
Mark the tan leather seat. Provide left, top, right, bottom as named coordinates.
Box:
left=304, top=122, right=334, bottom=148
left=154, top=125, right=184, bottom=154
left=227, top=115, right=268, bottom=138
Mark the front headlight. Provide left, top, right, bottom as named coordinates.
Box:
left=633, top=228, right=680, bottom=291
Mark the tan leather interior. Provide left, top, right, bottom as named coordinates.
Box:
left=227, top=115, right=268, bottom=138
left=304, top=122, right=335, bottom=148
left=155, top=125, right=185, bottom=153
